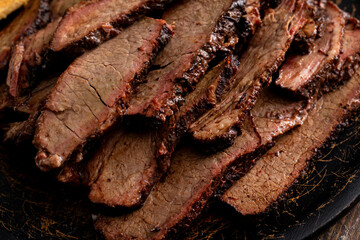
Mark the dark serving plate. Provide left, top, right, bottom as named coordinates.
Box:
left=1, top=1, right=360, bottom=239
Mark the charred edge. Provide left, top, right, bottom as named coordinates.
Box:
left=120, top=23, right=174, bottom=112
left=321, top=54, right=360, bottom=95
left=36, top=22, right=173, bottom=170
left=216, top=143, right=275, bottom=197
left=179, top=0, right=246, bottom=90
left=278, top=54, right=360, bottom=100
left=192, top=128, right=240, bottom=155
left=193, top=77, right=265, bottom=154
left=297, top=58, right=340, bottom=99
left=0, top=0, right=51, bottom=72
left=250, top=106, right=360, bottom=218
left=149, top=0, right=246, bottom=124
left=215, top=55, right=241, bottom=101
left=214, top=114, right=275, bottom=197
left=58, top=25, right=174, bottom=187
left=213, top=29, right=292, bottom=148
left=24, top=0, right=52, bottom=37
left=155, top=97, right=215, bottom=173
left=165, top=142, right=271, bottom=239
left=55, top=0, right=174, bottom=56
left=157, top=56, right=241, bottom=164
left=137, top=22, right=174, bottom=88
left=290, top=6, right=326, bottom=55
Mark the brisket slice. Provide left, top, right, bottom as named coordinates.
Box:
left=236, top=0, right=262, bottom=41
left=6, top=19, right=61, bottom=97
left=125, top=0, right=246, bottom=123
left=50, top=0, right=174, bottom=53
left=6, top=0, right=89, bottom=98
left=33, top=18, right=173, bottom=171
left=275, top=1, right=345, bottom=98
left=95, top=89, right=310, bottom=240
left=321, top=17, right=360, bottom=93
left=58, top=56, right=239, bottom=208
left=0, top=0, right=51, bottom=71
left=221, top=66, right=360, bottom=215
left=4, top=76, right=56, bottom=143
left=50, top=0, right=85, bottom=18
left=189, top=0, right=310, bottom=151
left=84, top=127, right=159, bottom=208
left=154, top=55, right=240, bottom=173
left=290, top=0, right=326, bottom=55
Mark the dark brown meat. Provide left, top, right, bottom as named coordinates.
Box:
left=95, top=88, right=310, bottom=240
left=33, top=17, right=173, bottom=171
left=4, top=76, right=57, bottom=143
left=5, top=0, right=89, bottom=97
left=50, top=0, right=85, bottom=18
left=50, top=0, right=175, bottom=53
left=0, top=83, right=12, bottom=113
left=95, top=117, right=262, bottom=240
left=59, top=55, right=240, bottom=208
left=85, top=127, right=160, bottom=208
left=322, top=17, right=360, bottom=92
left=222, top=66, right=360, bottom=215
left=0, top=0, right=51, bottom=71
left=275, top=1, right=345, bottom=98
left=154, top=55, right=241, bottom=172
left=6, top=19, right=61, bottom=97
left=237, top=0, right=262, bottom=41
left=125, top=0, right=246, bottom=123
left=189, top=0, right=310, bottom=151
left=291, top=0, right=326, bottom=55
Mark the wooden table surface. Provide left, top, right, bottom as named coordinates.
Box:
left=312, top=198, right=360, bottom=240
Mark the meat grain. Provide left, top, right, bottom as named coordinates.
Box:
left=34, top=17, right=173, bottom=171
left=189, top=0, right=310, bottom=151
left=222, top=66, right=360, bottom=215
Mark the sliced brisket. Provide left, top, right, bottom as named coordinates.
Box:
left=6, top=0, right=89, bottom=97
left=59, top=56, right=240, bottom=208
left=4, top=76, right=56, bottom=143
left=275, top=1, right=345, bottom=98
left=125, top=0, right=245, bottom=122
left=290, top=0, right=326, bottom=55
left=50, top=0, right=85, bottom=18
left=0, top=0, right=51, bottom=71
left=222, top=66, right=360, bottom=215
left=50, top=0, right=174, bottom=53
left=33, top=17, right=173, bottom=171
left=6, top=19, right=61, bottom=97
left=85, top=127, right=160, bottom=208
left=189, top=0, right=310, bottom=151
left=95, top=88, right=310, bottom=240
left=321, top=17, right=360, bottom=92
left=237, top=0, right=262, bottom=41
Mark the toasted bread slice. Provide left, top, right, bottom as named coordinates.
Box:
left=0, top=0, right=30, bottom=20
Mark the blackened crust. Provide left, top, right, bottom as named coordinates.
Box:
left=189, top=0, right=310, bottom=151
left=50, top=0, right=175, bottom=55
left=34, top=18, right=174, bottom=171
left=126, top=0, right=246, bottom=124
left=222, top=68, right=360, bottom=215
left=0, top=0, right=51, bottom=70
